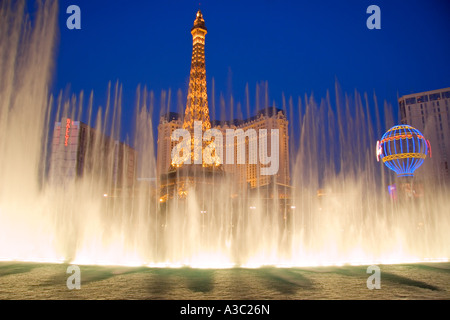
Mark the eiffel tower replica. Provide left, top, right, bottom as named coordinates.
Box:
left=159, top=10, right=227, bottom=203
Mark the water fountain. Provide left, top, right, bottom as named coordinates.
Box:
left=0, top=0, right=449, bottom=270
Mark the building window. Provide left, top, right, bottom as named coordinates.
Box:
left=405, top=97, right=416, bottom=105
left=417, top=95, right=428, bottom=103
left=429, top=93, right=441, bottom=101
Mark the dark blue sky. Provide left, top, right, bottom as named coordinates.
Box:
left=49, top=0, right=450, bottom=139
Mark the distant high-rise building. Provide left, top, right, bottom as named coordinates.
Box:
left=157, top=112, right=182, bottom=178
left=398, top=87, right=450, bottom=183
left=49, top=118, right=137, bottom=192
left=156, top=11, right=290, bottom=198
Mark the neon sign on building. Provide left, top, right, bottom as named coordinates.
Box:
left=64, top=118, right=71, bottom=147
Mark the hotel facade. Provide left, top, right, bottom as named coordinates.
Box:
left=399, top=87, right=450, bottom=183
left=49, top=118, right=137, bottom=192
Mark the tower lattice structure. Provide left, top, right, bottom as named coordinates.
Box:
left=172, top=10, right=220, bottom=167
left=183, top=10, right=211, bottom=133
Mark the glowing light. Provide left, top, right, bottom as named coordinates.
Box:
left=64, top=118, right=71, bottom=147
left=376, top=140, right=382, bottom=162
left=388, top=185, right=397, bottom=200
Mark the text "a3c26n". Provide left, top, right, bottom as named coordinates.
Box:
left=223, top=304, right=269, bottom=315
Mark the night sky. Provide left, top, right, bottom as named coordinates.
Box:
left=46, top=0, right=450, bottom=140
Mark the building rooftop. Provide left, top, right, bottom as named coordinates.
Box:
left=162, top=107, right=285, bottom=126
left=399, top=87, right=450, bottom=99
left=161, top=112, right=182, bottom=122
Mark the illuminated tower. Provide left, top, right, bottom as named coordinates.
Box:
left=160, top=10, right=223, bottom=203
left=172, top=10, right=220, bottom=167
left=183, top=10, right=211, bottom=134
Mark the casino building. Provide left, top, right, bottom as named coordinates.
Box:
left=156, top=11, right=290, bottom=201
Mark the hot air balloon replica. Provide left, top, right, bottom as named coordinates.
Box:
left=377, top=125, right=431, bottom=199
left=377, top=125, right=431, bottom=177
